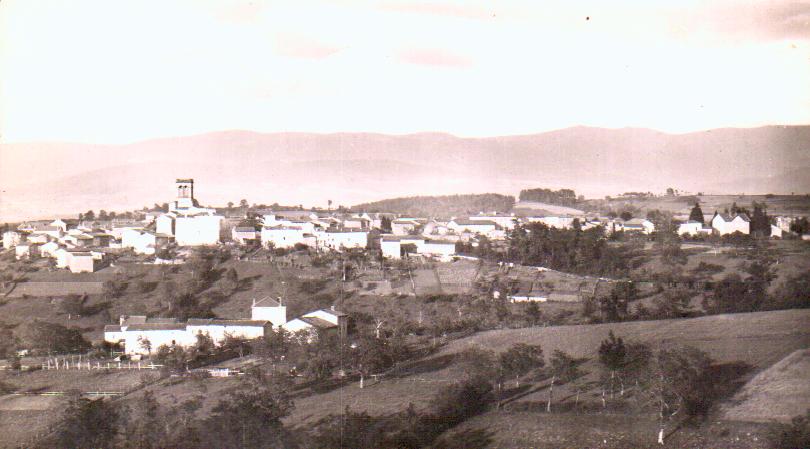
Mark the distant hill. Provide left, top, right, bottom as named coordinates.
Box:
left=351, top=193, right=515, bottom=217
left=2, top=125, right=809, bottom=221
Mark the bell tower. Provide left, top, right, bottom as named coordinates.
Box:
left=175, top=178, right=194, bottom=209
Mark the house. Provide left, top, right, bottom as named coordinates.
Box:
left=315, top=229, right=368, bottom=251
left=15, top=243, right=40, bottom=260
left=122, top=229, right=172, bottom=255
left=447, top=219, right=498, bottom=235
left=524, top=216, right=576, bottom=229
left=469, top=213, right=518, bottom=230
left=622, top=218, right=655, bottom=234
left=231, top=227, right=258, bottom=244
left=281, top=307, right=348, bottom=340
left=2, top=231, right=25, bottom=249
left=250, top=297, right=287, bottom=327
left=67, top=250, right=104, bottom=273
left=105, top=314, right=272, bottom=355
left=391, top=219, right=420, bottom=236
left=50, top=218, right=79, bottom=232
left=186, top=319, right=271, bottom=344
left=342, top=217, right=369, bottom=230
left=261, top=226, right=308, bottom=249
left=677, top=221, right=703, bottom=236
left=39, top=241, right=62, bottom=258
left=711, top=212, right=750, bottom=235
left=380, top=235, right=455, bottom=259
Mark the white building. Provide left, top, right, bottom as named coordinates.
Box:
left=379, top=235, right=455, bottom=260
left=251, top=297, right=287, bottom=327
left=711, top=213, right=751, bottom=235
left=231, top=227, right=258, bottom=244
left=770, top=225, right=783, bottom=239
left=2, top=231, right=25, bottom=249
left=157, top=179, right=223, bottom=246
left=469, top=213, right=518, bottom=230
left=15, top=243, right=40, bottom=260
left=281, top=308, right=348, bottom=340
left=67, top=250, right=104, bottom=273
left=315, top=230, right=368, bottom=251
left=622, top=218, right=655, bottom=234
left=447, top=219, right=498, bottom=235
left=186, top=319, right=271, bottom=344
left=524, top=216, right=576, bottom=229
left=391, top=219, right=420, bottom=236
left=261, top=226, right=308, bottom=249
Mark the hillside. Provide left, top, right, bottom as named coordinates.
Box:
left=351, top=193, right=515, bottom=217
left=2, top=125, right=809, bottom=221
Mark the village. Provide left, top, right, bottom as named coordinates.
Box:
left=2, top=179, right=810, bottom=448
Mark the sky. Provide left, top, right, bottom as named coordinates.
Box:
left=1, top=0, right=809, bottom=144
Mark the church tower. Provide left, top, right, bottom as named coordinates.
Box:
left=175, top=178, right=194, bottom=209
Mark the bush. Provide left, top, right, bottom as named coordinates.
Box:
left=431, top=376, right=493, bottom=426
left=769, top=409, right=810, bottom=449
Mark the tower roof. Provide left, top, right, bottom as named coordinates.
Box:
left=176, top=178, right=194, bottom=183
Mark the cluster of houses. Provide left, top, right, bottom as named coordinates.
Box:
left=677, top=212, right=784, bottom=238
left=3, top=179, right=802, bottom=274
left=104, top=297, right=347, bottom=355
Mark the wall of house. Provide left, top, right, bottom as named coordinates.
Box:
left=175, top=215, right=222, bottom=246
left=261, top=228, right=306, bottom=248
left=251, top=306, right=287, bottom=327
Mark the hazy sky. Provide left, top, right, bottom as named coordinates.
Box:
left=1, top=0, right=809, bottom=143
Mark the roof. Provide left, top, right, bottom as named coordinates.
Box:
left=125, top=323, right=187, bottom=331
left=253, top=296, right=281, bottom=307
left=233, top=227, right=257, bottom=233
left=299, top=316, right=337, bottom=329
left=452, top=219, right=497, bottom=226
left=186, top=318, right=269, bottom=327
left=311, top=308, right=348, bottom=317
left=176, top=178, right=194, bottom=183
left=104, top=325, right=122, bottom=332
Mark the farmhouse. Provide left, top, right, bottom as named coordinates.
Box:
left=507, top=280, right=548, bottom=303
left=711, top=212, right=751, bottom=235
left=67, top=250, right=105, bottom=273
left=281, top=307, right=348, bottom=340
left=621, top=218, right=655, bottom=234
left=186, top=319, right=272, bottom=344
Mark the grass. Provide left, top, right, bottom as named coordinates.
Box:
left=722, top=348, right=810, bottom=423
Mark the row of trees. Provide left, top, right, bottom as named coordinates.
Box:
left=518, top=188, right=581, bottom=207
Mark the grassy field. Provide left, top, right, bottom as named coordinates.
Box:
left=587, top=194, right=810, bottom=218
left=283, top=309, right=810, bottom=427
left=722, top=348, right=810, bottom=423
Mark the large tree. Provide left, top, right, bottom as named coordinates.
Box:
left=688, top=203, right=705, bottom=225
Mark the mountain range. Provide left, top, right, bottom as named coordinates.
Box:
left=1, top=126, right=808, bottom=222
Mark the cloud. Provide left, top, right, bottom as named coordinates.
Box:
left=380, top=1, right=495, bottom=20
left=398, top=48, right=472, bottom=67
left=274, top=33, right=342, bottom=59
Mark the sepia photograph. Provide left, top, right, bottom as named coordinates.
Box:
left=1, top=1, right=809, bottom=448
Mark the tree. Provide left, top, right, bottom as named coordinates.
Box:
left=688, top=203, right=705, bottom=225
left=218, top=267, right=239, bottom=296
left=431, top=376, right=493, bottom=427
left=750, top=202, right=771, bottom=237
left=121, top=390, right=165, bottom=449
left=646, top=346, right=715, bottom=444
left=239, top=199, right=249, bottom=208
left=381, top=216, right=392, bottom=233
left=666, top=187, right=675, bottom=196
left=84, top=210, right=95, bottom=221
left=54, top=396, right=122, bottom=449
left=203, top=379, right=294, bottom=449
left=620, top=211, right=633, bottom=221
left=524, top=302, right=542, bottom=326
left=14, top=320, right=91, bottom=354
left=59, top=294, right=86, bottom=318
left=499, top=343, right=544, bottom=388
left=102, top=278, right=127, bottom=299
left=598, top=330, right=626, bottom=403
left=227, top=201, right=234, bottom=209
left=547, top=350, right=582, bottom=412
